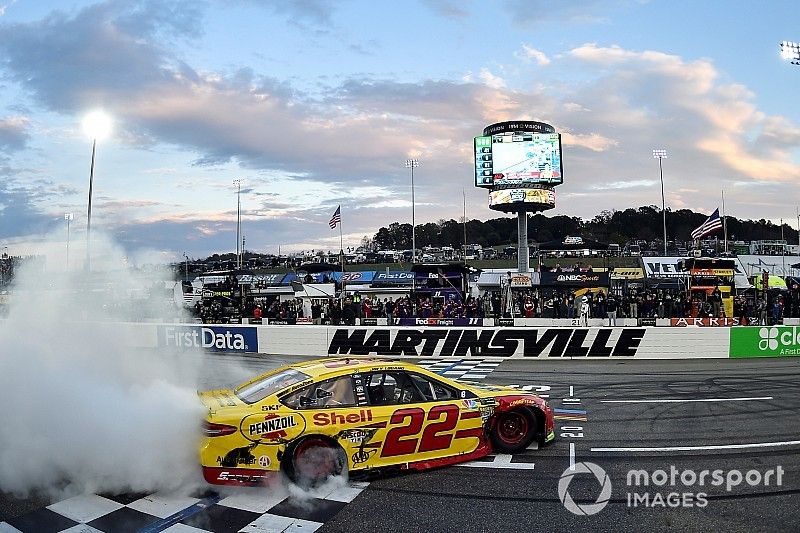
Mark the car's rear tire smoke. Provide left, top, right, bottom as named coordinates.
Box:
left=286, top=437, right=347, bottom=488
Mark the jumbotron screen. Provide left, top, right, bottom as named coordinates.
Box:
left=474, top=133, right=563, bottom=188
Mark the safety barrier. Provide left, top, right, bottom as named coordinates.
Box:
left=114, top=322, right=798, bottom=360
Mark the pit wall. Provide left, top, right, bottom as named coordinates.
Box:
left=113, top=322, right=800, bottom=360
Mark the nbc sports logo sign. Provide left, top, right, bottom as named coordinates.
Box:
left=730, top=327, right=800, bottom=358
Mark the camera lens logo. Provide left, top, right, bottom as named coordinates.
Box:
left=558, top=462, right=612, bottom=516
left=758, top=327, right=779, bottom=351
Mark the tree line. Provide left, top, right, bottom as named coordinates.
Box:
left=369, top=206, right=799, bottom=250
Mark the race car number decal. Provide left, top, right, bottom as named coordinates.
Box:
left=382, top=408, right=424, bottom=456
left=381, top=404, right=461, bottom=457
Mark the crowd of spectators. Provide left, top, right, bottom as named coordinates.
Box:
left=191, top=284, right=800, bottom=325
left=187, top=269, right=800, bottom=326
left=318, top=293, right=493, bottom=325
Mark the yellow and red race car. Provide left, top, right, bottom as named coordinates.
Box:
left=199, top=358, right=554, bottom=486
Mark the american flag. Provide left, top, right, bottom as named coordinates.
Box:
left=691, top=208, right=723, bottom=240
left=329, top=205, right=341, bottom=229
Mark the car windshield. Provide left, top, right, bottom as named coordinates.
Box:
left=235, top=369, right=310, bottom=404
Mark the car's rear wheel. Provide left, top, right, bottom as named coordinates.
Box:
left=287, top=437, right=346, bottom=487
left=490, top=409, right=537, bottom=453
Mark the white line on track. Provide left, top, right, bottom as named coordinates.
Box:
left=569, top=386, right=574, bottom=397
left=569, top=443, right=575, bottom=471
left=457, top=454, right=536, bottom=470
left=600, top=396, right=773, bottom=404
left=591, top=440, right=800, bottom=453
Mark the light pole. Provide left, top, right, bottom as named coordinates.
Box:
left=405, top=159, right=419, bottom=262
left=1, top=246, right=7, bottom=286
left=183, top=252, right=189, bottom=280
left=82, top=111, right=112, bottom=271
left=781, top=41, right=800, bottom=65
left=653, top=149, right=668, bottom=255
left=65, top=213, right=73, bottom=270
left=233, top=179, right=242, bottom=270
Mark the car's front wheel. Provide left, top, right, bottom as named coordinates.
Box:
left=490, top=410, right=537, bottom=453
left=287, top=437, right=347, bottom=487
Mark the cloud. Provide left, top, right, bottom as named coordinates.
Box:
left=590, top=180, right=657, bottom=190
left=421, top=0, right=470, bottom=20
left=517, top=44, right=550, bottom=66
left=0, top=179, right=61, bottom=239
left=0, top=1, right=17, bottom=17
left=567, top=43, right=800, bottom=184
left=501, top=0, right=617, bottom=26
left=0, top=115, right=29, bottom=151
left=561, top=131, right=618, bottom=152
left=246, top=0, right=337, bottom=26
left=1, top=3, right=799, bottom=254
left=478, top=68, right=506, bottom=89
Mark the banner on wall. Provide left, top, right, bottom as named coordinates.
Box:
left=539, top=272, right=608, bottom=287
left=397, top=318, right=484, bottom=327
left=327, top=327, right=646, bottom=358
left=157, top=325, right=258, bottom=352
left=670, top=318, right=741, bottom=327
left=730, top=326, right=800, bottom=358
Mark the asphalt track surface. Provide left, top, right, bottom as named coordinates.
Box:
left=3, top=354, right=800, bottom=532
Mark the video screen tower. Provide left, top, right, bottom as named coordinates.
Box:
left=474, top=121, right=562, bottom=272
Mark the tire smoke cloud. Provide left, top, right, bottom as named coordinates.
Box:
left=0, top=234, right=208, bottom=498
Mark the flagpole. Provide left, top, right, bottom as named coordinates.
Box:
left=781, top=218, right=786, bottom=274
left=722, top=190, right=728, bottom=254
left=339, top=206, right=344, bottom=308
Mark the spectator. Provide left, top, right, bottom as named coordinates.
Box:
left=711, top=288, right=722, bottom=318
left=771, top=296, right=783, bottom=325
left=385, top=298, right=395, bottom=325
left=606, top=294, right=618, bottom=326
left=579, top=296, right=591, bottom=327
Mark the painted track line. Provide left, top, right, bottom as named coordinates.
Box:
left=458, top=454, right=536, bottom=470
left=592, top=440, right=800, bottom=453
left=600, top=396, right=773, bottom=404
left=569, top=443, right=575, bottom=471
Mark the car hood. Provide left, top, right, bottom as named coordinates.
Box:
left=462, top=381, right=525, bottom=395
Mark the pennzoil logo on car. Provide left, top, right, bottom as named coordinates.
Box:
left=240, top=413, right=306, bottom=443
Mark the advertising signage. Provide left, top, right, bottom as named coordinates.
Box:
left=157, top=325, right=258, bottom=353
left=372, top=271, right=414, bottom=284
left=730, top=326, right=800, bottom=358
left=488, top=187, right=556, bottom=212
left=331, top=271, right=375, bottom=283
left=540, top=272, right=609, bottom=287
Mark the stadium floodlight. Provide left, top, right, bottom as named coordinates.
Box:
left=82, top=110, right=112, bottom=271
left=405, top=159, right=420, bottom=262
left=653, top=149, right=668, bottom=255
left=781, top=41, right=800, bottom=65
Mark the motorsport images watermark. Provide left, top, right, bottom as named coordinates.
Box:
left=559, top=462, right=785, bottom=515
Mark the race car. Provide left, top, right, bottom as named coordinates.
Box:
left=199, top=358, right=554, bottom=486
